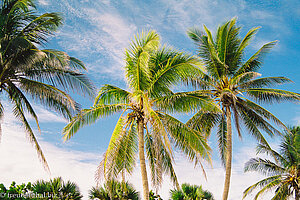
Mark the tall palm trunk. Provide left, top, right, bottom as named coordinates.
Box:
left=222, top=106, right=232, bottom=200
left=137, top=118, right=149, bottom=200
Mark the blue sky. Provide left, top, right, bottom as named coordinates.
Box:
left=1, top=0, right=300, bottom=199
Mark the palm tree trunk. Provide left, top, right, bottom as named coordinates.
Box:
left=222, top=106, right=232, bottom=200
left=137, top=118, right=149, bottom=200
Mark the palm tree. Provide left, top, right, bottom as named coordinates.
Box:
left=186, top=18, right=300, bottom=200
left=170, top=183, right=214, bottom=200
left=63, top=31, right=215, bottom=200
left=89, top=180, right=139, bottom=200
left=32, top=177, right=83, bottom=200
left=0, top=0, right=94, bottom=171
left=243, top=126, right=300, bottom=200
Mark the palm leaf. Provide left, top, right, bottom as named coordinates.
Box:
left=244, top=88, right=300, bottom=103
left=63, top=104, right=127, bottom=140
left=94, top=84, right=132, bottom=106
left=235, top=41, right=277, bottom=75
left=243, top=175, right=281, bottom=199
left=11, top=96, right=50, bottom=172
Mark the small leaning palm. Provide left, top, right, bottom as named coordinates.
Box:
left=185, top=18, right=300, bottom=200
left=63, top=30, right=216, bottom=200
left=243, top=126, right=300, bottom=200
left=0, top=0, right=94, bottom=172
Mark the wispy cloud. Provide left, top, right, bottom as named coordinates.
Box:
left=41, top=0, right=137, bottom=79
left=37, top=0, right=49, bottom=6
left=38, top=0, right=289, bottom=80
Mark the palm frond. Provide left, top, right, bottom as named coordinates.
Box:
left=21, top=12, right=63, bottom=45
left=216, top=18, right=241, bottom=73
left=236, top=98, right=282, bottom=138
left=158, top=113, right=211, bottom=166
left=5, top=80, right=41, bottom=131
left=235, top=101, right=272, bottom=147
left=148, top=48, right=205, bottom=98
left=102, top=117, right=138, bottom=180
left=186, top=108, right=221, bottom=138
left=239, top=77, right=292, bottom=89
left=37, top=49, right=95, bottom=97
left=243, top=88, right=300, bottom=103
left=230, top=71, right=261, bottom=86
left=256, top=143, right=288, bottom=166
left=242, top=175, right=281, bottom=199
left=125, top=30, right=159, bottom=92
left=154, top=91, right=219, bottom=114
left=244, top=158, right=285, bottom=176
left=145, top=130, right=163, bottom=190
left=63, top=104, right=127, bottom=141
left=233, top=26, right=260, bottom=67
left=11, top=96, right=50, bottom=172
left=217, top=113, right=227, bottom=167
left=19, top=77, right=78, bottom=119
left=235, top=41, right=277, bottom=75
left=238, top=97, right=288, bottom=131
left=94, top=84, right=132, bottom=106
left=188, top=26, right=223, bottom=80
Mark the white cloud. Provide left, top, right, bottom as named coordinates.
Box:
left=49, top=0, right=137, bottom=79
left=0, top=120, right=99, bottom=199
left=38, top=0, right=49, bottom=6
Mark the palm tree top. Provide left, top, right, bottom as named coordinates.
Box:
left=187, top=18, right=299, bottom=105
left=0, top=0, right=95, bottom=172
left=187, top=18, right=300, bottom=143
left=63, top=30, right=215, bottom=200
left=243, top=126, right=300, bottom=200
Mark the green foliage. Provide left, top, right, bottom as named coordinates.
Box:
left=0, top=177, right=82, bottom=200
left=243, top=126, right=300, bottom=200
left=64, top=30, right=212, bottom=192
left=187, top=17, right=300, bottom=167
left=89, top=180, right=139, bottom=200
left=170, top=183, right=214, bottom=200
left=0, top=181, right=32, bottom=199
left=0, top=0, right=95, bottom=171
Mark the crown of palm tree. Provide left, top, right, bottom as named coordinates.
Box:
left=63, top=31, right=216, bottom=199
left=243, top=126, right=300, bottom=200
left=0, top=0, right=95, bottom=171
left=187, top=18, right=300, bottom=158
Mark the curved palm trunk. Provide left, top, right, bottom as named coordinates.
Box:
left=137, top=118, right=149, bottom=200
left=222, top=106, right=232, bottom=200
